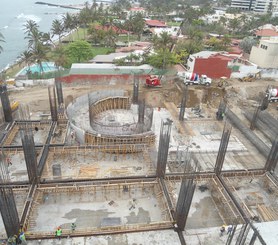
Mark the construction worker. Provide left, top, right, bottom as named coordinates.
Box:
left=18, top=232, right=26, bottom=244
left=71, top=223, right=76, bottom=232
left=55, top=226, right=62, bottom=240
left=227, top=225, right=233, bottom=235
left=220, top=225, right=225, bottom=237
left=7, top=235, right=17, bottom=245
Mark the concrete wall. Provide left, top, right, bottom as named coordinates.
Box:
left=250, top=41, right=278, bottom=68
left=60, top=74, right=148, bottom=86
left=231, top=65, right=260, bottom=78
left=15, top=78, right=54, bottom=87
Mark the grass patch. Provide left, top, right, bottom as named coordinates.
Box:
left=62, top=28, right=88, bottom=42
left=167, top=21, right=181, bottom=27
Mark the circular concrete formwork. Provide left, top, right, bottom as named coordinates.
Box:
left=66, top=90, right=155, bottom=145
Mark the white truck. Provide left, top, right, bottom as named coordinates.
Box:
left=267, top=87, right=278, bottom=102
left=178, top=72, right=212, bottom=86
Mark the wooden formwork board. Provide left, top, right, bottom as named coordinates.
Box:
left=90, top=97, right=130, bottom=117
left=85, top=132, right=156, bottom=146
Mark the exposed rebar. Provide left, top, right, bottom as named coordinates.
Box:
left=179, top=86, right=188, bottom=121
left=156, top=119, right=172, bottom=178
left=133, top=75, right=139, bottom=104
left=48, top=86, right=58, bottom=121
left=0, top=84, right=13, bottom=122
left=176, top=177, right=196, bottom=230
left=0, top=154, right=20, bottom=237
left=215, top=123, right=232, bottom=175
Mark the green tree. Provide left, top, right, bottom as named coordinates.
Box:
left=126, top=13, right=145, bottom=40
left=152, top=32, right=175, bottom=51
left=66, top=40, right=93, bottom=62
left=147, top=49, right=180, bottom=69
left=18, top=50, right=32, bottom=71
left=239, top=37, right=257, bottom=54
left=51, top=46, right=70, bottom=68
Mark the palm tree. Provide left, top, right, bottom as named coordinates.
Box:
left=23, top=20, right=39, bottom=35
left=51, top=19, right=64, bottom=44
left=152, top=32, right=175, bottom=51
left=30, top=42, right=49, bottom=73
left=25, top=28, right=43, bottom=49
left=0, top=32, right=4, bottom=54
left=18, top=50, right=33, bottom=72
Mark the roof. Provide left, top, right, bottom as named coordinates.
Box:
left=190, top=51, right=218, bottom=59
left=89, top=52, right=132, bottom=63
left=255, top=29, right=278, bottom=37
left=145, top=20, right=167, bottom=28
left=193, top=56, right=232, bottom=78
left=70, top=64, right=162, bottom=75
left=130, top=7, right=145, bottom=11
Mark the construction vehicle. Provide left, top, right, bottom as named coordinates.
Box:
left=218, top=77, right=228, bottom=88
left=145, top=75, right=162, bottom=88
left=266, top=86, right=278, bottom=102
left=178, top=72, right=212, bottom=86
left=11, top=101, right=19, bottom=112
left=239, top=72, right=261, bottom=82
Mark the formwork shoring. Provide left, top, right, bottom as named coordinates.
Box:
left=20, top=127, right=38, bottom=184
left=215, top=123, right=232, bottom=175
left=265, top=137, right=278, bottom=172
left=0, top=155, right=20, bottom=237
left=176, top=178, right=196, bottom=230
left=55, top=78, right=64, bottom=106
left=48, top=86, right=58, bottom=122
left=226, top=108, right=270, bottom=158
left=0, top=84, right=12, bottom=122
left=179, top=86, right=188, bottom=121
left=157, top=119, right=172, bottom=178
left=133, top=75, right=139, bottom=104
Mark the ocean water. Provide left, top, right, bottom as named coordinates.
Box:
left=0, top=0, right=113, bottom=72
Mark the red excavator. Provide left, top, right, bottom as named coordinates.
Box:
left=145, top=75, right=162, bottom=88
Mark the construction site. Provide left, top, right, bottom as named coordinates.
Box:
left=0, top=70, right=277, bottom=245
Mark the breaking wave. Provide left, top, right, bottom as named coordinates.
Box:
left=16, top=13, right=41, bottom=23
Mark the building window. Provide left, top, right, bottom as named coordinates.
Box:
left=189, top=58, right=193, bottom=62
left=260, top=44, right=268, bottom=50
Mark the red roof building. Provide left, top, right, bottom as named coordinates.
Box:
left=255, top=24, right=278, bottom=38
left=193, top=54, right=234, bottom=79
left=145, top=20, right=167, bottom=28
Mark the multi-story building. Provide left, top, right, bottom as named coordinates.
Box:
left=230, top=0, right=255, bottom=11
left=231, top=0, right=278, bottom=13
left=250, top=38, right=278, bottom=68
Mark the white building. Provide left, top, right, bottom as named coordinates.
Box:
left=231, top=0, right=278, bottom=13
left=249, top=38, right=278, bottom=68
